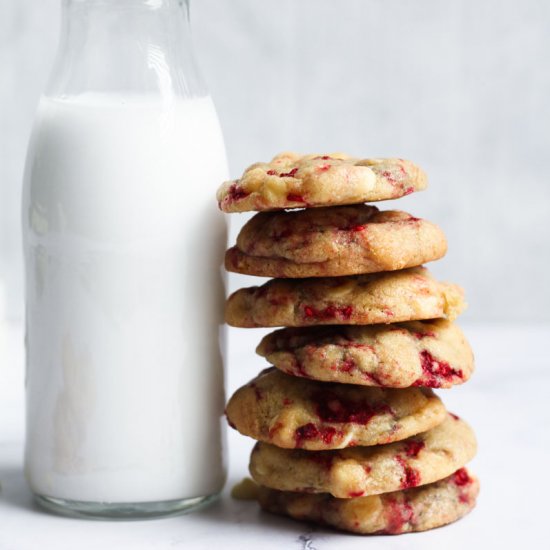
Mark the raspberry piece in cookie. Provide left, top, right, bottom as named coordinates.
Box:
left=225, top=266, right=465, bottom=328
left=249, top=414, right=476, bottom=498
left=257, top=319, right=474, bottom=388
left=217, top=153, right=427, bottom=212
left=225, top=368, right=446, bottom=450
left=225, top=205, right=447, bottom=278
left=257, top=468, right=479, bottom=535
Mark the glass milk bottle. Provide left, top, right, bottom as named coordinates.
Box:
left=22, top=0, right=228, bottom=518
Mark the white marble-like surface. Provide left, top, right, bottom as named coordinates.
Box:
left=1, top=322, right=549, bottom=549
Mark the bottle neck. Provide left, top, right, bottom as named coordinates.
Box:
left=46, top=0, right=205, bottom=99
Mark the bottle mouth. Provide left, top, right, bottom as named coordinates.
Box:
left=66, top=0, right=189, bottom=9
left=50, top=0, right=203, bottom=100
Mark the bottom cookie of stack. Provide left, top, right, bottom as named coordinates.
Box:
left=257, top=468, right=479, bottom=535
left=235, top=413, right=478, bottom=535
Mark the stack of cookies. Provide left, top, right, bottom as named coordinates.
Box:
left=217, top=153, right=478, bottom=536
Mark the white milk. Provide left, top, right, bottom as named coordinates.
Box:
left=22, top=94, right=228, bottom=503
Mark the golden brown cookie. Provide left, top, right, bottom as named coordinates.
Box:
left=217, top=153, right=427, bottom=213
left=249, top=414, right=476, bottom=498
left=257, top=320, right=474, bottom=388
left=225, top=368, right=446, bottom=450
left=258, top=468, right=479, bottom=535
left=225, top=267, right=465, bottom=328
left=225, top=206, right=447, bottom=278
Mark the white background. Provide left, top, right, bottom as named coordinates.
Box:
left=1, top=0, right=550, bottom=322
left=1, top=1, right=550, bottom=548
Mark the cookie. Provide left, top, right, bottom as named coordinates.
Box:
left=257, top=468, right=479, bottom=535
left=225, top=206, right=447, bottom=278
left=249, top=413, right=476, bottom=498
left=226, top=368, right=446, bottom=450
left=217, top=153, right=427, bottom=213
left=257, top=319, right=474, bottom=388
left=225, top=267, right=465, bottom=328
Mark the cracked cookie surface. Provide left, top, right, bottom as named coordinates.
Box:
left=226, top=368, right=446, bottom=450
left=225, top=267, right=465, bottom=328
left=249, top=414, right=476, bottom=498
left=258, top=468, right=479, bottom=535
left=226, top=205, right=447, bottom=278
left=217, top=153, right=427, bottom=212
left=257, top=319, right=474, bottom=388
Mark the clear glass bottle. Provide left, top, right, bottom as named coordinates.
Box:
left=22, top=0, right=228, bottom=519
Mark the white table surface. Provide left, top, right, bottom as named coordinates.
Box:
left=1, top=322, right=549, bottom=550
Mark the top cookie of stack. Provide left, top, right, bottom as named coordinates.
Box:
left=217, top=152, right=426, bottom=213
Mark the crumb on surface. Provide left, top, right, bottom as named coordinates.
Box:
left=231, top=477, right=259, bottom=500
